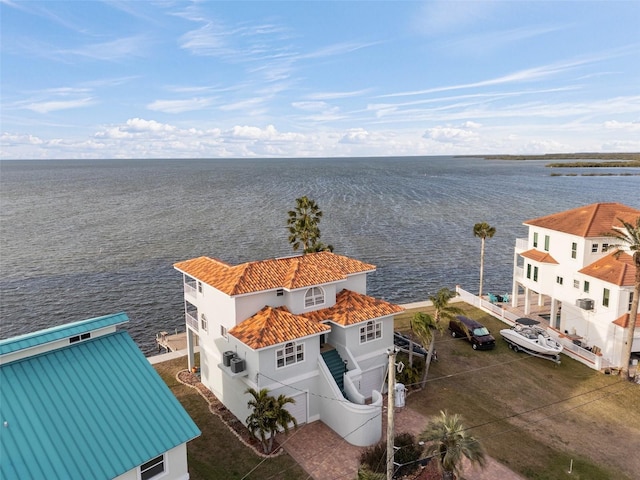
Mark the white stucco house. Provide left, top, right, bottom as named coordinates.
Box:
left=0, top=313, right=201, bottom=480
left=512, top=202, right=640, bottom=369
left=174, top=251, right=403, bottom=447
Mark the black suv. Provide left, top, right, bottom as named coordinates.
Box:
left=448, top=315, right=496, bottom=350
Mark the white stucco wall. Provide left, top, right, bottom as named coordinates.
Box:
left=113, top=443, right=190, bottom=480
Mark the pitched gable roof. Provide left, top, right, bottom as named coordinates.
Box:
left=302, top=289, right=404, bottom=327
left=0, top=330, right=200, bottom=480
left=579, top=250, right=636, bottom=286
left=229, top=305, right=330, bottom=349
left=612, top=312, right=640, bottom=328
left=520, top=249, right=559, bottom=264
left=174, top=251, right=375, bottom=296
left=524, top=203, right=640, bottom=238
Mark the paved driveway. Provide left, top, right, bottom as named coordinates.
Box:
left=280, top=403, right=526, bottom=480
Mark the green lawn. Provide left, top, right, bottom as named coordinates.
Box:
left=396, top=303, right=640, bottom=480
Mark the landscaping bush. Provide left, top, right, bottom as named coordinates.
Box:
left=358, top=432, right=422, bottom=477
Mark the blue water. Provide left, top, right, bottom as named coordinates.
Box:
left=1, top=156, right=638, bottom=354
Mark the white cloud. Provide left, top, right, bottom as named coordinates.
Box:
left=26, top=97, right=96, bottom=113
left=147, top=97, right=214, bottom=113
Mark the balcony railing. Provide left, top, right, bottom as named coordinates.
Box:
left=515, top=238, right=528, bottom=251
left=184, top=283, right=197, bottom=299
left=514, top=266, right=524, bottom=280
left=185, top=312, right=198, bottom=331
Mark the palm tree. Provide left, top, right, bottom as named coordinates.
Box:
left=607, top=217, right=640, bottom=380
left=412, top=288, right=463, bottom=388
left=287, top=196, right=330, bottom=253
left=473, top=222, right=496, bottom=297
left=245, top=388, right=298, bottom=454
left=420, top=410, right=486, bottom=480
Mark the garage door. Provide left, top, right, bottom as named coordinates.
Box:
left=285, top=391, right=307, bottom=426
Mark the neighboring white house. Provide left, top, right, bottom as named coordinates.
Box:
left=173, top=251, right=403, bottom=447
left=0, top=313, right=201, bottom=480
left=512, top=202, right=640, bottom=368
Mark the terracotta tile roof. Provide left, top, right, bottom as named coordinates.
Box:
left=174, top=251, right=376, bottom=296
left=301, top=289, right=404, bottom=327
left=520, top=249, right=559, bottom=264
left=229, top=306, right=331, bottom=350
left=612, top=312, right=640, bottom=328
left=578, top=250, right=636, bottom=286
left=524, top=203, right=640, bottom=238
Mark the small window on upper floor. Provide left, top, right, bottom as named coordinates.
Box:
left=140, top=454, right=165, bottom=480
left=571, top=242, right=577, bottom=259
left=533, top=232, right=538, bottom=248
left=573, top=279, right=580, bottom=289
left=304, top=287, right=325, bottom=308
left=556, top=276, right=563, bottom=285
left=533, top=266, right=539, bottom=282
left=197, top=281, right=203, bottom=293
left=629, top=292, right=634, bottom=312
left=200, top=314, right=208, bottom=332
left=591, top=243, right=599, bottom=253
left=360, top=320, right=382, bottom=343
left=220, top=325, right=228, bottom=339
left=276, top=288, right=284, bottom=297
left=603, top=288, right=610, bottom=307
left=544, top=235, right=550, bottom=252
left=69, top=333, right=91, bottom=344
left=584, top=281, right=590, bottom=293
left=602, top=243, right=609, bottom=252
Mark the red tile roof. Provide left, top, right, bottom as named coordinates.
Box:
left=520, top=249, right=559, bottom=264
left=579, top=250, right=636, bottom=286
left=612, top=312, right=640, bottom=328
left=229, top=306, right=331, bottom=350
left=174, top=251, right=376, bottom=296
left=524, top=203, right=640, bottom=238
left=302, top=289, right=404, bottom=326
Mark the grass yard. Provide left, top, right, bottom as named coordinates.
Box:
left=154, top=356, right=307, bottom=480
left=395, top=303, right=640, bottom=480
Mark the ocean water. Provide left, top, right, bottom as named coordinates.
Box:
left=1, top=156, right=638, bottom=355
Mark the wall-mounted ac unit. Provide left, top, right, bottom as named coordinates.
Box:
left=576, top=298, right=594, bottom=310
left=230, top=357, right=245, bottom=373
left=223, top=351, right=236, bottom=367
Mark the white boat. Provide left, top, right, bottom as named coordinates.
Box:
left=500, top=318, right=563, bottom=360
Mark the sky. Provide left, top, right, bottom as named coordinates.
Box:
left=1, top=0, right=639, bottom=160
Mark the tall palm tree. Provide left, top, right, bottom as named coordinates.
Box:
left=420, top=411, right=486, bottom=480
left=287, top=196, right=328, bottom=253
left=607, top=217, right=640, bottom=380
left=412, top=288, right=463, bottom=388
left=245, top=388, right=298, bottom=454
left=473, top=222, right=496, bottom=297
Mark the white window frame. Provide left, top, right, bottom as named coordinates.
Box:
left=573, top=279, right=580, bottom=289
left=200, top=314, right=208, bottom=332
left=304, top=286, right=325, bottom=308
left=584, top=281, right=590, bottom=293
left=197, top=281, right=203, bottom=293
left=571, top=242, right=577, bottom=259
left=220, top=325, right=228, bottom=339
left=591, top=243, right=599, bottom=253
left=603, top=288, right=610, bottom=307
left=602, top=243, right=609, bottom=252
left=360, top=320, right=382, bottom=344
left=276, top=342, right=304, bottom=368
left=139, top=454, right=165, bottom=480
left=556, top=276, right=563, bottom=285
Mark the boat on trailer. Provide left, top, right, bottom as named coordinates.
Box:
left=500, top=318, right=563, bottom=363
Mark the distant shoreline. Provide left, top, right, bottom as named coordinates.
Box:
left=463, top=153, right=640, bottom=176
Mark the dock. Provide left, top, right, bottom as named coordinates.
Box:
left=156, top=330, right=198, bottom=353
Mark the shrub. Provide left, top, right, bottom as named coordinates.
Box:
left=358, top=432, right=422, bottom=477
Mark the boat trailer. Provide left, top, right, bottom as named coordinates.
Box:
left=503, top=336, right=562, bottom=364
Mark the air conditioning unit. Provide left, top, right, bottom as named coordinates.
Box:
left=230, top=357, right=245, bottom=373
left=576, top=298, right=594, bottom=310
left=223, top=351, right=236, bottom=367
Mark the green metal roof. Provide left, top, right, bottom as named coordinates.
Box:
left=1, top=329, right=200, bottom=479
left=0, top=312, right=129, bottom=356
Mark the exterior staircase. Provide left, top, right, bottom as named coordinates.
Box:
left=321, top=349, right=346, bottom=396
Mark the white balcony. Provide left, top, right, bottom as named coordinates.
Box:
left=185, top=312, right=198, bottom=331
left=184, top=283, right=197, bottom=300
left=515, top=238, right=528, bottom=252
left=514, top=266, right=524, bottom=281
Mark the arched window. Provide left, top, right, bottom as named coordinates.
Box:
left=304, top=286, right=325, bottom=307
left=360, top=320, right=381, bottom=343
left=276, top=342, right=304, bottom=368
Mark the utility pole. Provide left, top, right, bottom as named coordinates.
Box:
left=387, top=347, right=397, bottom=480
